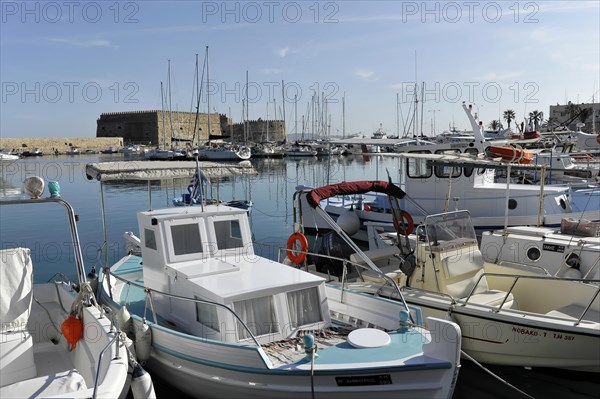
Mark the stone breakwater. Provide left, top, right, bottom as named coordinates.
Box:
left=0, top=137, right=124, bottom=154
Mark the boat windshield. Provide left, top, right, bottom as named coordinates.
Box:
left=423, top=211, right=477, bottom=248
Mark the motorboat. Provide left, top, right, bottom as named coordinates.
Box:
left=0, top=178, right=134, bottom=398
left=480, top=220, right=599, bottom=281
left=293, top=152, right=600, bottom=242
left=291, top=198, right=600, bottom=372
left=195, top=144, right=252, bottom=161
left=91, top=167, right=463, bottom=399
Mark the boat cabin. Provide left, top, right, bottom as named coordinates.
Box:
left=136, top=205, right=330, bottom=344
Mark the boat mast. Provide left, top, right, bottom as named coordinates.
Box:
left=281, top=80, right=286, bottom=142
left=160, top=81, right=166, bottom=149
left=206, top=46, right=211, bottom=143
left=168, top=59, right=174, bottom=148
left=342, top=93, right=346, bottom=138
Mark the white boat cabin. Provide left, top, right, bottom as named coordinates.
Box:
left=136, top=205, right=330, bottom=344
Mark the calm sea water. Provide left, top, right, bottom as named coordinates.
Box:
left=0, top=153, right=597, bottom=399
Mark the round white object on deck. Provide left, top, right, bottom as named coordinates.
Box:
left=347, top=328, right=391, bottom=349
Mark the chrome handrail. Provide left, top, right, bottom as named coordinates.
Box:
left=91, top=329, right=121, bottom=399
left=462, top=272, right=600, bottom=325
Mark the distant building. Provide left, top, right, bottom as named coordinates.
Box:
left=549, top=102, right=599, bottom=132
left=96, top=110, right=286, bottom=145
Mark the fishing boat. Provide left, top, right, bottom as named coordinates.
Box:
left=289, top=191, right=600, bottom=372
left=90, top=166, right=462, bottom=399
left=294, top=153, right=600, bottom=242
left=0, top=177, right=135, bottom=398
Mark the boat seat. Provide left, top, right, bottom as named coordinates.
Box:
left=440, top=249, right=515, bottom=309
left=0, top=248, right=37, bottom=386
left=0, top=369, right=87, bottom=398
left=545, top=303, right=600, bottom=323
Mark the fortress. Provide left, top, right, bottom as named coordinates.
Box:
left=96, top=110, right=286, bottom=146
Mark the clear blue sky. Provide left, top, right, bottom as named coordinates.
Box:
left=1, top=0, right=599, bottom=137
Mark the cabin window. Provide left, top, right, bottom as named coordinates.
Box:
left=196, top=298, right=220, bottom=333
left=171, top=223, right=203, bottom=255
left=144, top=228, right=157, bottom=250
left=214, top=220, right=243, bottom=250
left=234, top=296, right=279, bottom=340
left=406, top=152, right=432, bottom=178
left=434, top=150, right=461, bottom=178
left=463, top=148, right=479, bottom=177
left=287, top=287, right=323, bottom=327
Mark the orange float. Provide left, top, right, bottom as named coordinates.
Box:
left=286, top=232, right=308, bottom=264
left=61, top=313, right=83, bottom=349
left=485, top=146, right=534, bottom=164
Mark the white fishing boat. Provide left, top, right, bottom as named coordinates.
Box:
left=90, top=166, right=462, bottom=399
left=0, top=152, right=19, bottom=164
left=0, top=178, right=135, bottom=398
left=294, top=152, right=600, bottom=242
left=290, top=195, right=600, bottom=372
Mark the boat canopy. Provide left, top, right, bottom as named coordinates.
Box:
left=85, top=160, right=257, bottom=182
left=306, top=180, right=406, bottom=208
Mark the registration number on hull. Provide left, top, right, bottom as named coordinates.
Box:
left=335, top=374, right=392, bottom=386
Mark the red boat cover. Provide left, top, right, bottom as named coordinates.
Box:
left=306, top=180, right=406, bottom=208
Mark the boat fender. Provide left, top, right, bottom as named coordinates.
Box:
left=61, top=313, right=83, bottom=350
left=116, top=305, right=132, bottom=335
left=131, top=363, right=156, bottom=399
left=134, top=320, right=152, bottom=363
left=396, top=210, right=414, bottom=235
left=363, top=204, right=372, bottom=211
left=596, top=134, right=600, bottom=145
left=286, top=232, right=308, bottom=264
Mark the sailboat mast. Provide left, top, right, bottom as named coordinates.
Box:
left=206, top=46, right=211, bottom=142
left=160, top=81, right=165, bottom=149
left=342, top=93, right=346, bottom=139
left=168, top=59, right=174, bottom=147
left=281, top=80, right=286, bottom=142
left=245, top=70, right=249, bottom=143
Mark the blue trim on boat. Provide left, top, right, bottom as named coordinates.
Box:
left=152, top=341, right=452, bottom=376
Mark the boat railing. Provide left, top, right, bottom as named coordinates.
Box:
left=496, top=260, right=553, bottom=276
left=91, top=326, right=121, bottom=399
left=463, top=272, right=600, bottom=325
left=103, top=268, right=262, bottom=347
left=0, top=197, right=87, bottom=285
left=276, top=247, right=407, bottom=307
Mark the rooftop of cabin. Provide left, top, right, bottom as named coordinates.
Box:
left=139, top=203, right=247, bottom=220
left=167, top=257, right=326, bottom=302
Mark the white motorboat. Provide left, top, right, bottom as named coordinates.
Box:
left=196, top=144, right=252, bottom=161
left=92, top=168, right=462, bottom=399
left=284, top=145, right=318, bottom=157
left=480, top=220, right=600, bottom=281
left=292, top=199, right=600, bottom=372
left=0, top=178, right=134, bottom=398
left=293, top=152, right=600, bottom=242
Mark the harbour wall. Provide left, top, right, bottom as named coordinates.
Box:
left=0, top=137, right=124, bottom=154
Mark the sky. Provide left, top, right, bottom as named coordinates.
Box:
left=1, top=0, right=599, bottom=138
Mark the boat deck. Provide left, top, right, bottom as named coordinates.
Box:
left=109, top=256, right=450, bottom=371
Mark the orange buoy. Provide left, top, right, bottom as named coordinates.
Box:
left=286, top=232, right=308, bottom=264
left=61, top=313, right=83, bottom=349
left=396, top=210, right=414, bottom=235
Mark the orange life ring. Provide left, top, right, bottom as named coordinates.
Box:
left=397, top=210, right=414, bottom=235
left=363, top=204, right=372, bottom=211
left=286, top=232, right=308, bottom=264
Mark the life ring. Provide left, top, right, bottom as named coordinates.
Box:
left=363, top=204, right=372, bottom=211
left=286, top=232, right=308, bottom=264
left=396, top=210, right=414, bottom=235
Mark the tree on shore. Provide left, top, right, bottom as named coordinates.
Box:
left=528, top=110, right=543, bottom=131
left=503, top=109, right=516, bottom=129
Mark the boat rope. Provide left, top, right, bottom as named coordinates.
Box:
left=460, top=350, right=535, bottom=399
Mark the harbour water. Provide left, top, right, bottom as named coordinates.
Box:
left=1, top=154, right=597, bottom=399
